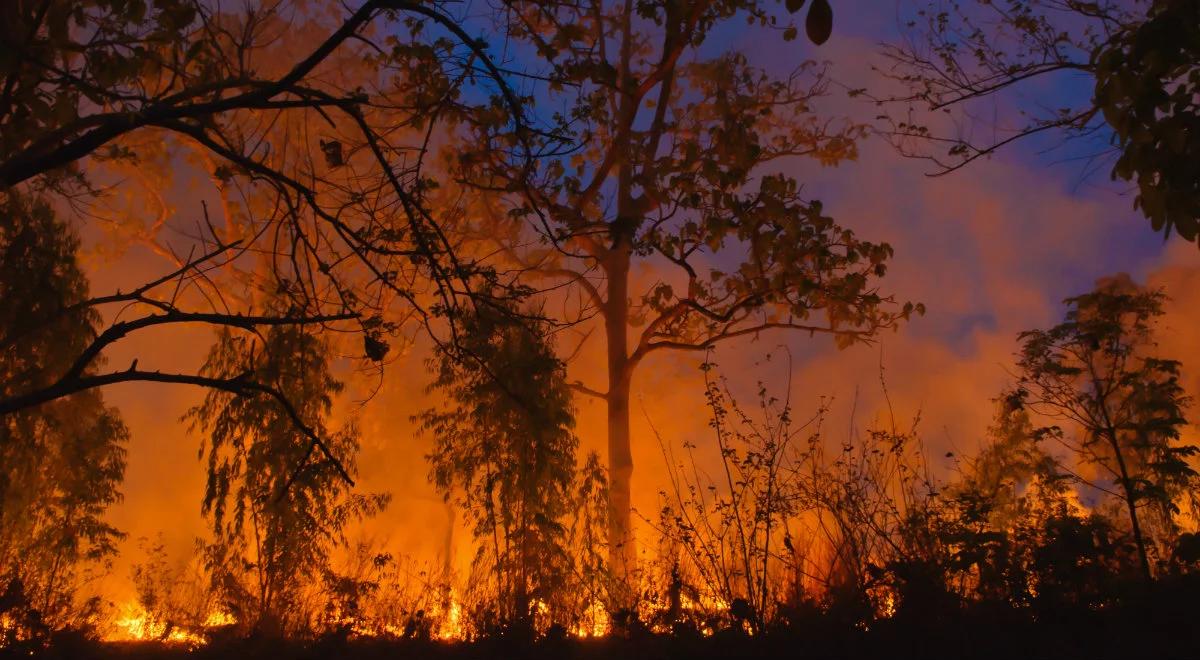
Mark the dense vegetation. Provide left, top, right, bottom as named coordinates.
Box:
left=1, top=0, right=1198, bottom=657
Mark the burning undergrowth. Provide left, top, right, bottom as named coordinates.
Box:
left=6, top=280, right=1200, bottom=659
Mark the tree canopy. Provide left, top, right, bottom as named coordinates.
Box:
left=1012, top=276, right=1197, bottom=579
left=884, top=0, right=1200, bottom=241
left=452, top=0, right=914, bottom=580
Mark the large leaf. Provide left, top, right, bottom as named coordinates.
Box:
left=806, top=0, right=833, bottom=45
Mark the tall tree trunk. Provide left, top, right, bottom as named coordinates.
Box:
left=605, top=0, right=640, bottom=593
left=604, top=239, right=635, bottom=586
left=1106, top=427, right=1153, bottom=581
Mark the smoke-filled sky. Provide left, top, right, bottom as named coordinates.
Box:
left=84, top=0, right=1197, bottom=603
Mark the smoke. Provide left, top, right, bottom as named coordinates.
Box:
left=78, top=3, right=1200, bottom=613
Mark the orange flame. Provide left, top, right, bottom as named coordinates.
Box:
left=104, top=602, right=234, bottom=648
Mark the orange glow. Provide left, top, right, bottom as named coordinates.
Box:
left=878, top=590, right=898, bottom=620
left=104, top=602, right=235, bottom=648
left=5, top=0, right=1200, bottom=655
left=436, top=590, right=464, bottom=641
left=571, top=600, right=611, bottom=638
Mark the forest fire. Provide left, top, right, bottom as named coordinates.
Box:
left=570, top=600, right=611, bottom=639
left=436, top=592, right=465, bottom=641
left=105, top=604, right=234, bottom=647
left=2, top=0, right=1199, bottom=658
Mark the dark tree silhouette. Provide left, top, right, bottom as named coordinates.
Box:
left=455, top=0, right=914, bottom=581
left=0, top=194, right=127, bottom=640
left=417, top=296, right=579, bottom=636
left=1012, top=276, right=1197, bottom=580
left=0, top=0, right=551, bottom=488
left=187, top=317, right=388, bottom=637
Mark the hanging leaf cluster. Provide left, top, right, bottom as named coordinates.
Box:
left=783, top=0, right=834, bottom=45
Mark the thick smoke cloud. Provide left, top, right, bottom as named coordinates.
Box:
left=86, top=1, right=1196, bottom=600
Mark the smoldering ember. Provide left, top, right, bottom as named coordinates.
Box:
left=1, top=1, right=1198, bottom=659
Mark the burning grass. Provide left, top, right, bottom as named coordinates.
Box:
left=104, top=604, right=236, bottom=648
left=28, top=585, right=1200, bottom=660
left=10, top=288, right=1200, bottom=658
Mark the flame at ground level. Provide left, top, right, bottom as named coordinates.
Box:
left=105, top=603, right=235, bottom=648
left=437, top=590, right=464, bottom=641
left=98, top=593, right=638, bottom=644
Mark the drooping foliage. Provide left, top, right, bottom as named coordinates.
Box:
left=186, top=319, right=388, bottom=637
left=0, top=194, right=127, bottom=643
left=417, top=299, right=578, bottom=636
